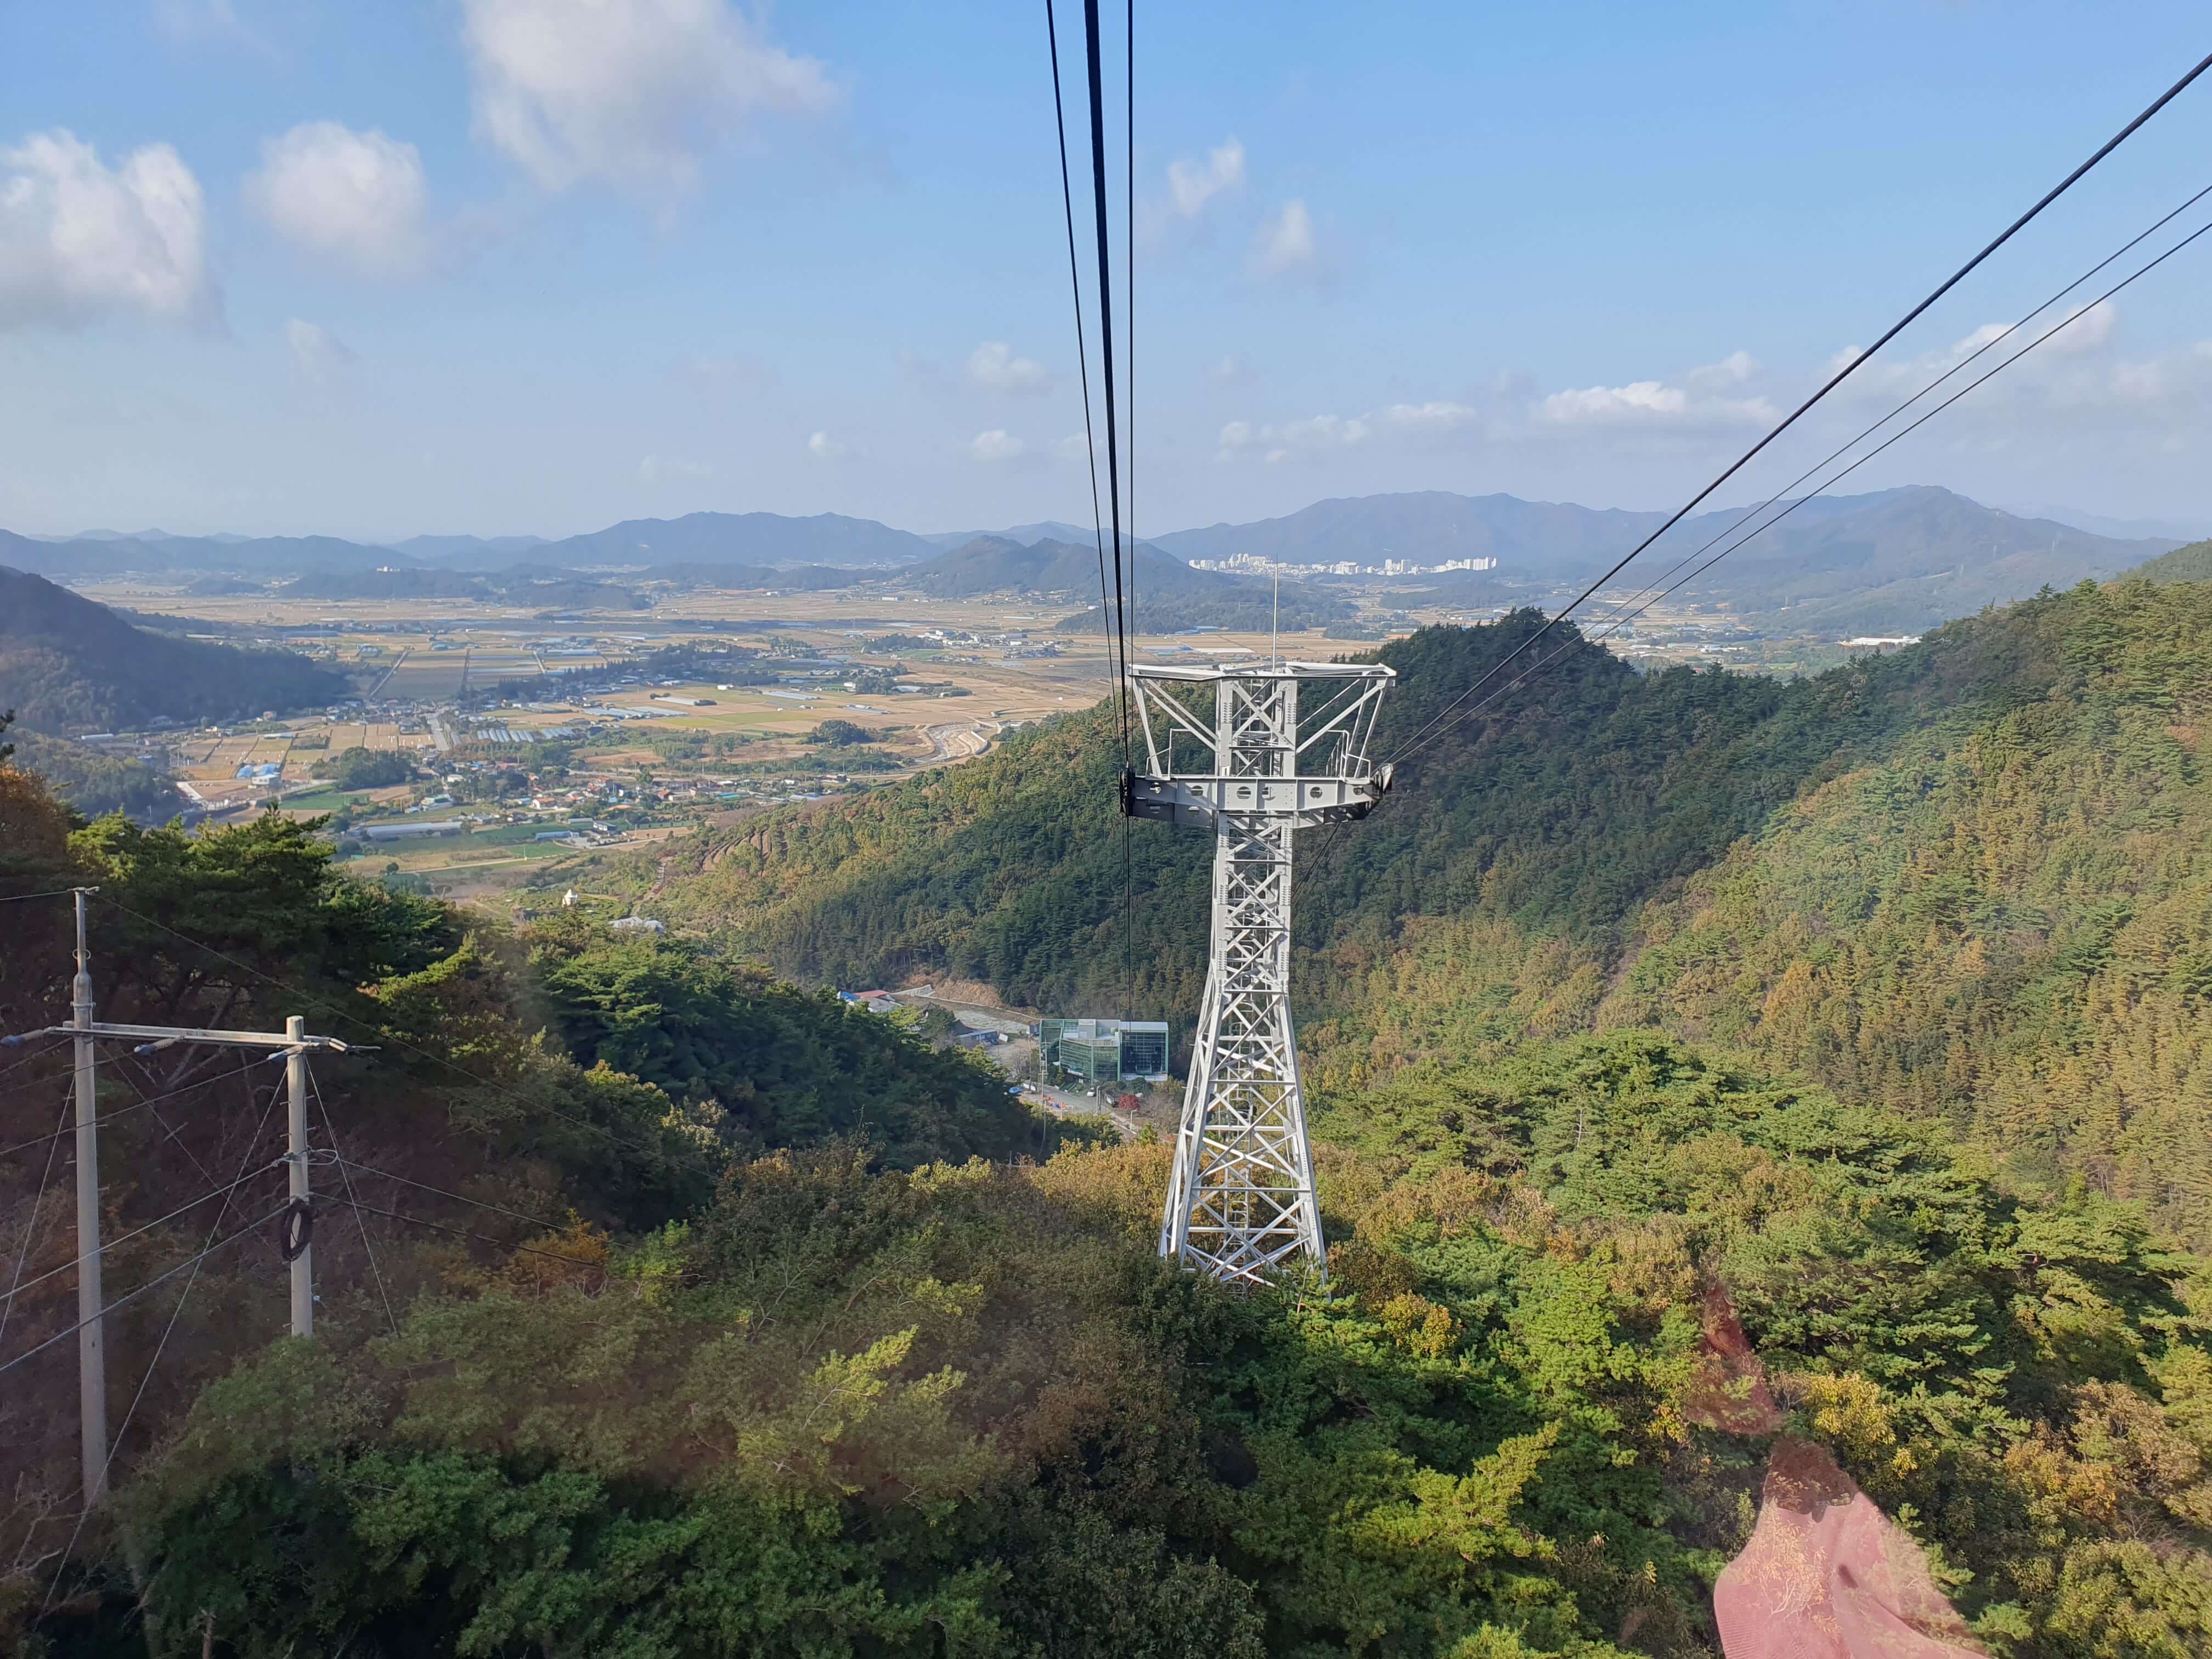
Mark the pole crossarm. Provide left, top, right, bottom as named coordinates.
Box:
left=28, top=1022, right=364, bottom=1052
left=1128, top=660, right=1395, bottom=1288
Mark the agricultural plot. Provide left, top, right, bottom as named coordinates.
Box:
left=381, top=652, right=467, bottom=699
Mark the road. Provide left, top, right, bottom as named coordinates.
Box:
left=920, top=723, right=989, bottom=764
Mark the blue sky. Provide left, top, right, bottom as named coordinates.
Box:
left=2, top=0, right=2209, bottom=542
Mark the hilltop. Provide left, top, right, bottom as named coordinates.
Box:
left=577, top=567, right=2212, bottom=1245
left=0, top=566, right=348, bottom=733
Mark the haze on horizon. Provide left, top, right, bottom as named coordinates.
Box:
left=3, top=0, right=2210, bottom=544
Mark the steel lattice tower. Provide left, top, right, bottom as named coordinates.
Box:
left=1125, top=661, right=1395, bottom=1286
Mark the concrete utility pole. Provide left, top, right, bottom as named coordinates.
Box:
left=1125, top=661, right=1395, bottom=1286
left=19, top=977, right=363, bottom=1503
left=69, top=888, right=106, bottom=1504
left=285, top=1015, right=311, bottom=1339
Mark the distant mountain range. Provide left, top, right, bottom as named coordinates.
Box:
left=0, top=487, right=2189, bottom=638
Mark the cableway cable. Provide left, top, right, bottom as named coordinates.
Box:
left=1083, top=0, right=1132, bottom=747
left=1043, top=0, right=1120, bottom=763
left=1386, top=47, right=2212, bottom=769
left=1537, top=176, right=2212, bottom=694
left=1395, top=206, right=2212, bottom=769
left=1120, top=0, right=1136, bottom=1032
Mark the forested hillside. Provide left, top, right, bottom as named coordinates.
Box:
left=585, top=576, right=2212, bottom=1247
left=0, top=567, right=348, bottom=733
left=8, top=763, right=2212, bottom=1652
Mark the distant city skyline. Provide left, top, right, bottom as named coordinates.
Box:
left=3, top=1, right=2210, bottom=542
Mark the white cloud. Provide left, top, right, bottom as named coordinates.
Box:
left=1053, top=432, right=1093, bottom=461
left=1253, top=199, right=1316, bottom=275
left=1686, top=350, right=1758, bottom=390
left=1382, top=400, right=1480, bottom=432
left=639, top=453, right=713, bottom=481
left=153, top=0, right=272, bottom=54
left=247, top=122, right=428, bottom=276
left=1949, top=324, right=2010, bottom=358
left=1218, top=413, right=1369, bottom=463
left=2046, top=298, right=2118, bottom=355
left=1540, top=376, right=1773, bottom=426
left=1542, top=380, right=1689, bottom=422
left=1166, top=137, right=1244, bottom=218
left=460, top=0, right=836, bottom=201
left=967, top=429, right=1027, bottom=464
left=284, top=318, right=354, bottom=384
left=807, top=430, right=845, bottom=459
left=0, top=129, right=215, bottom=329
left=966, top=340, right=1051, bottom=395
left=1209, top=352, right=1251, bottom=385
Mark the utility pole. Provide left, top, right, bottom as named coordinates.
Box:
left=14, top=986, right=364, bottom=1501
left=1124, top=660, right=1394, bottom=1286
left=69, top=888, right=106, bottom=1504
left=285, top=1015, right=311, bottom=1339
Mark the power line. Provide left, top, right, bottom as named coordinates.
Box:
left=0, top=889, right=82, bottom=906
left=1396, top=208, right=2212, bottom=768
left=0, top=1160, right=284, bottom=1313
left=0, top=1204, right=286, bottom=1382
left=317, top=1193, right=600, bottom=1276
left=312, top=1069, right=396, bottom=1338
left=335, top=1155, right=569, bottom=1236
left=40, top=1070, right=286, bottom=1613
left=0, top=1058, right=276, bottom=1161
left=0, top=1087, right=73, bottom=1362
left=88, top=896, right=733, bottom=1195
left=1386, top=47, right=2212, bottom=768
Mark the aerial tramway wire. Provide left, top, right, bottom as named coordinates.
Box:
left=1520, top=176, right=2212, bottom=700
left=1048, top=0, right=1140, bottom=1034
left=1386, top=47, right=2212, bottom=770
left=1121, top=0, right=1136, bottom=1032
left=1082, top=0, right=1132, bottom=740
left=1043, top=0, right=1120, bottom=731
left=1395, top=206, right=2212, bottom=768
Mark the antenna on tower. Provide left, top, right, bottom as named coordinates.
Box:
left=1125, top=658, right=1395, bottom=1285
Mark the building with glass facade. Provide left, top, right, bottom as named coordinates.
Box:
left=1039, top=1018, right=1171, bottom=1082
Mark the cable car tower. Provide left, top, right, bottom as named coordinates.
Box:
left=1125, top=659, right=1395, bottom=1285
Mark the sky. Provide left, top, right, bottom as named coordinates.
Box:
left=2, top=0, right=2209, bottom=544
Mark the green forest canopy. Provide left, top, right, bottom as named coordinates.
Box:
left=578, top=576, right=2212, bottom=1248
left=10, top=571, right=2212, bottom=1651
